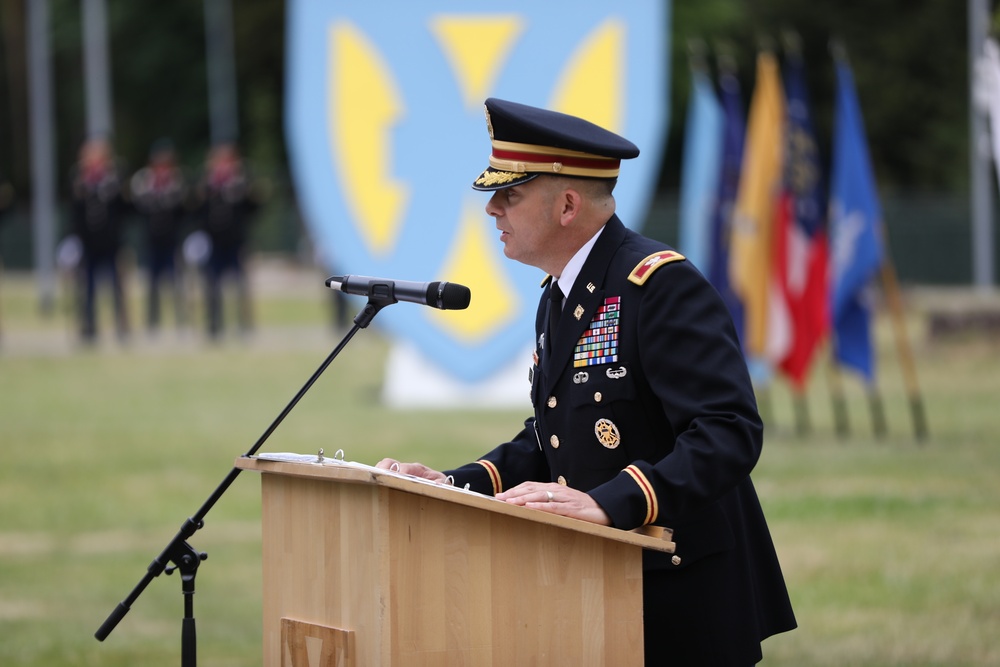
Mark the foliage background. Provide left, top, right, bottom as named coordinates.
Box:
left=0, top=1, right=982, bottom=268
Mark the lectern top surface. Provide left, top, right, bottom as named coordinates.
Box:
left=237, top=453, right=675, bottom=554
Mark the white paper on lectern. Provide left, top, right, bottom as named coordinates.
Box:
left=253, top=452, right=499, bottom=501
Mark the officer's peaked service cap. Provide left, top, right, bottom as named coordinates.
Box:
left=472, top=98, right=640, bottom=191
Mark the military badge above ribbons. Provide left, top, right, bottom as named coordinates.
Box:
left=286, top=0, right=670, bottom=388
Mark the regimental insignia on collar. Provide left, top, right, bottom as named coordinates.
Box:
left=628, top=250, right=686, bottom=285
left=595, top=418, right=621, bottom=449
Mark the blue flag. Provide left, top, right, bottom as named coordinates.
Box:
left=678, top=69, right=723, bottom=273
left=829, top=60, right=884, bottom=381
left=708, top=67, right=746, bottom=344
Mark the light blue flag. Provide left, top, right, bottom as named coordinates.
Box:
left=829, top=60, right=884, bottom=381
left=678, top=69, right=723, bottom=274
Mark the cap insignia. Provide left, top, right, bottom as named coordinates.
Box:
left=485, top=105, right=494, bottom=140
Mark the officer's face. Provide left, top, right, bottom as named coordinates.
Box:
left=485, top=177, right=562, bottom=271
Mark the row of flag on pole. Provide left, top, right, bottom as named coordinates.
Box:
left=679, top=47, right=885, bottom=391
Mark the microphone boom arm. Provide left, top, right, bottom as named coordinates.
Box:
left=94, top=293, right=395, bottom=654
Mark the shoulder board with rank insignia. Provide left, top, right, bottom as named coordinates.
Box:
left=628, top=250, right=686, bottom=286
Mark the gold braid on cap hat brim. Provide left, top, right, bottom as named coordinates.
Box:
left=475, top=170, right=528, bottom=187
left=488, top=139, right=622, bottom=179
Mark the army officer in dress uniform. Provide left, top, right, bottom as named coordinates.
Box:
left=378, top=98, right=796, bottom=665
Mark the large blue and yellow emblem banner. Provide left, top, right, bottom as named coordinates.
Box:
left=286, top=1, right=670, bottom=384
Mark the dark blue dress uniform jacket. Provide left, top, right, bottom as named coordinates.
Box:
left=447, top=215, right=796, bottom=661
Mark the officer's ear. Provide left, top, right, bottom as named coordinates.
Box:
left=556, top=186, right=584, bottom=227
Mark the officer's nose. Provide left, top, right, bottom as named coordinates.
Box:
left=485, top=191, right=503, bottom=218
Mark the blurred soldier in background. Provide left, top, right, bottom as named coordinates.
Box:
left=131, top=139, right=188, bottom=334
left=70, top=136, right=131, bottom=344
left=0, top=179, right=14, bottom=341
left=193, top=142, right=259, bottom=340
left=0, top=180, right=10, bottom=219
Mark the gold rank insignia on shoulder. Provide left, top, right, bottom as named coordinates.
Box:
left=628, top=250, right=686, bottom=285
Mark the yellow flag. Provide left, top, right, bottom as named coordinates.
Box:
left=729, top=52, right=786, bottom=357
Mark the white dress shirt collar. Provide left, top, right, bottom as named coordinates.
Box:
left=554, top=224, right=606, bottom=301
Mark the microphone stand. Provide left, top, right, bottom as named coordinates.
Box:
left=95, top=293, right=397, bottom=666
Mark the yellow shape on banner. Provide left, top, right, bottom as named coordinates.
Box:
left=550, top=19, right=625, bottom=132
left=328, top=22, right=410, bottom=256
left=430, top=15, right=523, bottom=108
left=429, top=203, right=518, bottom=341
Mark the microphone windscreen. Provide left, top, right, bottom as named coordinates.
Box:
left=439, top=282, right=472, bottom=310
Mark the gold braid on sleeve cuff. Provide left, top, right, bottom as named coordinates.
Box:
left=476, top=460, right=502, bottom=496
left=623, top=465, right=659, bottom=525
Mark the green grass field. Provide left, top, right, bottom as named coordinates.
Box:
left=1, top=262, right=998, bottom=666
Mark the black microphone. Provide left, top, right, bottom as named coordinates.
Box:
left=325, top=274, right=471, bottom=310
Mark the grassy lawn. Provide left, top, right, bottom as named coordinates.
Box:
left=1, top=263, right=998, bottom=665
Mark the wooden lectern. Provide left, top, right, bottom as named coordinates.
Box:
left=236, top=455, right=675, bottom=666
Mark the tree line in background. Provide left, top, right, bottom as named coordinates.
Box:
left=0, top=0, right=284, bottom=194
left=666, top=0, right=971, bottom=194
left=0, top=0, right=979, bottom=255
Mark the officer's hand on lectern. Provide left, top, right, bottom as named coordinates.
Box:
left=376, top=459, right=450, bottom=484
left=497, top=482, right=612, bottom=525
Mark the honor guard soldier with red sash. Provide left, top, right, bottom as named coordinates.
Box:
left=379, top=98, right=796, bottom=665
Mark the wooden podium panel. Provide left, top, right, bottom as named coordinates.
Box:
left=237, top=457, right=674, bottom=666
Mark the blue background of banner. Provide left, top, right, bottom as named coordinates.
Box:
left=286, top=0, right=670, bottom=383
